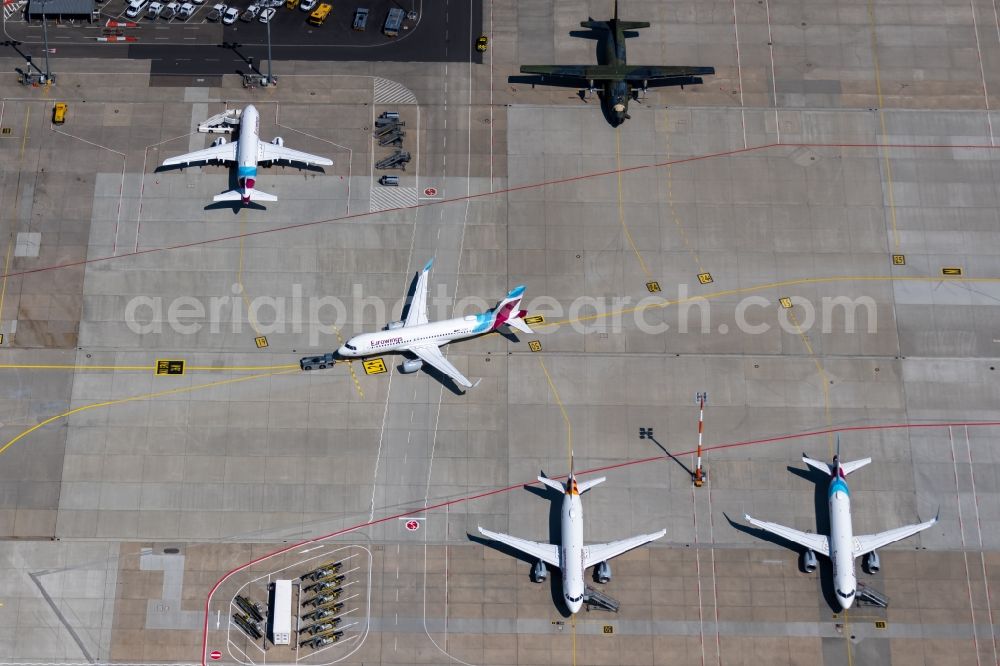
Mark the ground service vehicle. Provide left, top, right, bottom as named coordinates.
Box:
left=222, top=5, right=238, bottom=22
left=352, top=6, right=367, bottom=29
left=300, top=0, right=317, bottom=10
left=259, top=6, right=275, bottom=21
left=285, top=0, right=298, bottom=10
left=240, top=3, right=259, bottom=20
left=476, top=35, right=488, bottom=52
left=52, top=103, right=67, bottom=125
left=382, top=7, right=403, bottom=36
left=307, top=2, right=330, bottom=25
left=300, top=353, right=336, bottom=370
left=378, top=175, right=399, bottom=186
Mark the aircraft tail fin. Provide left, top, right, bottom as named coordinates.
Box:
left=213, top=188, right=278, bottom=203
left=490, top=285, right=532, bottom=333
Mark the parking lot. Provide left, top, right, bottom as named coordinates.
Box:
left=2, top=0, right=481, bottom=70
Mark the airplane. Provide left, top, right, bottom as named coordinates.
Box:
left=335, top=258, right=533, bottom=390
left=160, top=104, right=333, bottom=204
left=477, top=458, right=667, bottom=614
left=744, top=440, right=938, bottom=609
left=515, top=1, right=715, bottom=126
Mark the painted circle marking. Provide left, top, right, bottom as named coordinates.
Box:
left=405, top=519, right=420, bottom=531
left=209, top=650, right=222, bottom=660
left=423, top=187, right=437, bottom=197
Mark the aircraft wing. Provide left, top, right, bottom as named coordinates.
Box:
left=478, top=527, right=560, bottom=567
left=745, top=514, right=830, bottom=557
left=853, top=514, right=938, bottom=557
left=257, top=142, right=333, bottom=167
left=519, top=64, right=714, bottom=86
left=407, top=344, right=476, bottom=389
left=582, top=529, right=666, bottom=568
left=161, top=142, right=238, bottom=167
left=403, top=259, right=432, bottom=326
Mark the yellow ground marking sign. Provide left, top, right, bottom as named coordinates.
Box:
left=892, top=254, right=905, bottom=265
left=255, top=336, right=269, bottom=349
left=528, top=340, right=542, bottom=352
left=524, top=315, right=545, bottom=326
left=779, top=297, right=793, bottom=309
left=875, top=620, right=887, bottom=629
left=603, top=625, right=614, bottom=634
left=942, top=267, right=963, bottom=276
left=697, top=272, right=714, bottom=285
left=362, top=358, right=387, bottom=375
left=646, top=281, right=661, bottom=293
left=155, top=360, right=185, bottom=375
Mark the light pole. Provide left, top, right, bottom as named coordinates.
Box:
left=39, top=0, right=53, bottom=84
left=262, top=14, right=275, bottom=86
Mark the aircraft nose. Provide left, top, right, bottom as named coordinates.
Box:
left=337, top=345, right=349, bottom=356
left=567, top=598, right=582, bottom=614
left=837, top=593, right=855, bottom=610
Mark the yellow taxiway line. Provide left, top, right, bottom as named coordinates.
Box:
left=539, top=357, right=573, bottom=468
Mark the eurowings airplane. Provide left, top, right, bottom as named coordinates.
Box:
left=336, top=258, right=532, bottom=390
left=478, top=461, right=666, bottom=614
left=160, top=104, right=333, bottom=204
left=745, top=442, right=937, bottom=609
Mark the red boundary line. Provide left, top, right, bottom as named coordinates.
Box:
left=5, top=140, right=1000, bottom=282
left=200, top=419, right=1000, bottom=663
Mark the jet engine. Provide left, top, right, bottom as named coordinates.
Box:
left=531, top=560, right=548, bottom=583
left=864, top=551, right=880, bottom=574
left=387, top=321, right=405, bottom=330
left=272, top=137, right=284, bottom=146
left=594, top=561, right=611, bottom=584
left=801, top=549, right=818, bottom=573
left=211, top=137, right=228, bottom=147
left=401, top=359, right=423, bottom=374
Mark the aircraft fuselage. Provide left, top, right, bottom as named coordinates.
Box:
left=828, top=466, right=858, bottom=609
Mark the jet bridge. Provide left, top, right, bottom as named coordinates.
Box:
left=198, top=108, right=242, bottom=134
left=584, top=586, right=619, bottom=612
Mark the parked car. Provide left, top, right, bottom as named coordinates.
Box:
left=177, top=2, right=195, bottom=19
left=258, top=6, right=275, bottom=22
left=124, top=0, right=149, bottom=18
left=352, top=6, right=367, bottom=30
left=160, top=1, right=178, bottom=18
left=207, top=2, right=226, bottom=19
left=300, top=0, right=317, bottom=10
left=239, top=3, right=259, bottom=20
left=146, top=1, right=163, bottom=17
left=222, top=5, right=239, bottom=22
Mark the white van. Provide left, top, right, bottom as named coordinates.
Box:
left=125, top=0, right=149, bottom=18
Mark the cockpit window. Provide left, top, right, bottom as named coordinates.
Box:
left=566, top=593, right=583, bottom=602
left=345, top=344, right=356, bottom=351
left=837, top=589, right=855, bottom=599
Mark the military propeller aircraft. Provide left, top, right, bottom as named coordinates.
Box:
left=515, top=1, right=715, bottom=126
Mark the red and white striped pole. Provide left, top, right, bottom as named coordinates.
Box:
left=694, top=394, right=706, bottom=487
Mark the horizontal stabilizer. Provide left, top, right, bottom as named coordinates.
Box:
left=615, top=20, right=651, bottom=30
left=840, top=457, right=872, bottom=476
left=802, top=455, right=833, bottom=476
left=504, top=316, right=533, bottom=334
left=576, top=476, right=605, bottom=494
left=537, top=475, right=565, bottom=493
left=213, top=188, right=278, bottom=203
